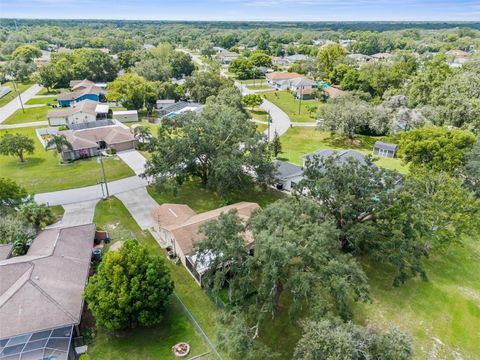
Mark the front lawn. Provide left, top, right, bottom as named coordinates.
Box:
left=248, top=108, right=268, bottom=122
left=262, top=90, right=322, bottom=122
left=239, top=78, right=266, bottom=85
left=25, top=96, right=57, bottom=105
left=89, top=197, right=213, bottom=360
left=3, top=106, right=49, bottom=124
left=0, top=82, right=34, bottom=108
left=147, top=178, right=285, bottom=213
left=0, top=127, right=134, bottom=193
left=279, top=127, right=409, bottom=174
left=36, top=88, right=60, bottom=95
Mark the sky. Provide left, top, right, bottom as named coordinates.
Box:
left=1, top=0, right=480, bottom=21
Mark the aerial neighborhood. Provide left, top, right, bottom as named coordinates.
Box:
left=0, top=15, right=479, bottom=360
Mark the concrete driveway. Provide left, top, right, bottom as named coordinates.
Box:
left=47, top=199, right=98, bottom=228
left=35, top=176, right=148, bottom=206
left=115, top=188, right=159, bottom=230
left=0, top=84, right=43, bottom=123
left=117, top=150, right=148, bottom=176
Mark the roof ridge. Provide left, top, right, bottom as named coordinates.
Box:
left=0, top=264, right=33, bottom=309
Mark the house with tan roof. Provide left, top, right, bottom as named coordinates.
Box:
left=151, top=202, right=259, bottom=284
left=266, top=72, right=309, bottom=90
left=47, top=99, right=109, bottom=126
left=0, top=224, right=96, bottom=360
left=58, top=80, right=103, bottom=107
left=59, top=124, right=137, bottom=161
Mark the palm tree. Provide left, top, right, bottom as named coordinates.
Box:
left=136, top=126, right=152, bottom=143
left=46, top=134, right=73, bottom=163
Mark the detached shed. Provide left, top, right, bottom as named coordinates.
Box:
left=112, top=110, right=139, bottom=123
left=373, top=141, right=398, bottom=158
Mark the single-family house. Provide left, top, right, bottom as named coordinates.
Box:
left=286, top=54, right=308, bottom=63
left=215, top=51, right=239, bottom=64
left=151, top=202, right=259, bottom=284
left=273, top=150, right=368, bottom=192
left=112, top=110, right=139, bottom=123
left=290, top=77, right=317, bottom=99
left=370, top=53, right=392, bottom=61
left=302, top=149, right=367, bottom=167
left=47, top=99, right=109, bottom=126
left=273, top=160, right=303, bottom=191
left=0, top=224, right=96, bottom=360
left=57, top=85, right=102, bottom=107
left=60, top=125, right=137, bottom=161
left=272, top=57, right=290, bottom=68
left=446, top=49, right=471, bottom=67
left=266, top=72, right=305, bottom=89
left=156, top=101, right=203, bottom=118
left=373, top=141, right=398, bottom=158
left=156, top=99, right=176, bottom=110
left=347, top=53, right=371, bottom=62
left=320, top=86, right=345, bottom=100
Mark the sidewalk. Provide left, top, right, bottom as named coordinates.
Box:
left=0, top=84, right=43, bottom=123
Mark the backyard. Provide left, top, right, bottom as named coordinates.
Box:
left=0, top=126, right=134, bottom=193
left=25, top=96, right=57, bottom=105
left=88, top=197, right=214, bottom=360
left=262, top=90, right=322, bottom=122
left=279, top=126, right=409, bottom=173
left=0, top=81, right=34, bottom=108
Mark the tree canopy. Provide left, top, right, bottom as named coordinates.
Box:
left=145, top=88, right=275, bottom=196
left=0, top=133, right=35, bottom=163
left=84, top=240, right=174, bottom=330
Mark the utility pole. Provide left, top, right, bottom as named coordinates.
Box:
left=298, top=86, right=303, bottom=115
left=97, top=153, right=109, bottom=199
left=11, top=78, right=25, bottom=113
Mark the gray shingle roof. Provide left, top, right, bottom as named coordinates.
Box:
left=303, top=149, right=367, bottom=167
left=374, top=141, right=398, bottom=152
left=273, top=160, right=303, bottom=180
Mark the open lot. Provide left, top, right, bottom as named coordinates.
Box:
left=262, top=90, right=322, bottom=122
left=89, top=197, right=213, bottom=360
left=2, top=106, right=49, bottom=125
left=0, top=126, right=134, bottom=193
left=0, top=82, right=34, bottom=108
left=147, top=178, right=285, bottom=213
left=279, top=126, right=409, bottom=173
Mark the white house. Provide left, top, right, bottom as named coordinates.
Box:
left=273, top=160, right=303, bottom=191
left=47, top=99, right=108, bottom=126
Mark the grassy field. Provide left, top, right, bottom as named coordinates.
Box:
left=256, top=123, right=268, bottom=133
left=147, top=178, right=285, bottom=213
left=0, top=127, right=134, bottom=193
left=89, top=198, right=213, bottom=360
left=238, top=78, right=266, bottom=85
left=279, top=127, right=409, bottom=173
left=262, top=90, right=322, bottom=122
left=25, top=96, right=57, bottom=105
left=0, top=82, right=34, bottom=108
left=357, top=238, right=480, bottom=359
left=3, top=106, right=49, bottom=124
left=248, top=108, right=269, bottom=122
left=247, top=84, right=271, bottom=90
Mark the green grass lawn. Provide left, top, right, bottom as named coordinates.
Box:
left=25, top=96, right=57, bottom=105
left=89, top=197, right=213, bottom=360
left=0, top=127, right=134, bottom=193
left=3, top=106, right=49, bottom=124
left=0, top=82, right=34, bottom=108
left=256, top=123, right=268, bottom=133
left=262, top=90, right=322, bottom=123
left=280, top=127, right=409, bottom=174
left=36, top=88, right=60, bottom=96
left=147, top=178, right=285, bottom=213
left=239, top=78, right=266, bottom=85
left=248, top=108, right=268, bottom=122
left=247, top=84, right=271, bottom=90
left=356, top=238, right=480, bottom=359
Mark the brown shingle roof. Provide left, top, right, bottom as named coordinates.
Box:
left=47, top=99, right=98, bottom=118
left=57, top=85, right=101, bottom=101
left=70, top=79, right=95, bottom=91
left=62, top=125, right=135, bottom=151
left=165, top=202, right=260, bottom=256
left=267, top=72, right=304, bottom=81
left=150, top=204, right=197, bottom=229
left=0, top=224, right=95, bottom=339
left=322, top=86, right=345, bottom=99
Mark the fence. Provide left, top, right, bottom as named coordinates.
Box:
left=172, top=292, right=223, bottom=360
